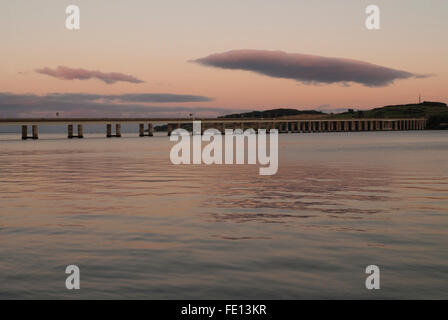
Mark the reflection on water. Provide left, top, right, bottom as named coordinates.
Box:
left=0, top=131, right=447, bottom=299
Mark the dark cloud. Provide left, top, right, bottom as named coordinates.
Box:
left=193, top=50, right=430, bottom=87
left=35, top=66, right=144, bottom=84
left=0, top=92, right=237, bottom=118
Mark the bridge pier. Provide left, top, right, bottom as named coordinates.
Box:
left=21, top=125, right=28, bottom=140
left=78, top=125, right=84, bottom=138
left=32, top=125, right=38, bottom=139
left=201, top=123, right=206, bottom=135
left=106, top=124, right=122, bottom=137
left=2, top=117, right=430, bottom=141
left=67, top=124, right=84, bottom=139
left=220, top=122, right=226, bottom=134
left=336, top=121, right=341, bottom=132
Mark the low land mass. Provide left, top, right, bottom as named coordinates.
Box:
left=219, top=101, right=448, bottom=130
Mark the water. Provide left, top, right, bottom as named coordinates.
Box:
left=0, top=131, right=447, bottom=299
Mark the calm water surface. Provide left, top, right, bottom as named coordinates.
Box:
left=0, top=131, right=447, bottom=299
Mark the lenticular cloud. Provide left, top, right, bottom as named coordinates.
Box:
left=194, top=50, right=426, bottom=87
left=35, top=66, right=144, bottom=84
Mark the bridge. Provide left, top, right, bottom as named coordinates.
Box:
left=0, top=118, right=427, bottom=140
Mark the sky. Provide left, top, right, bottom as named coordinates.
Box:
left=1, top=0, right=447, bottom=117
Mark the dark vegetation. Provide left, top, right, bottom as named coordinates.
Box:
left=219, top=108, right=323, bottom=119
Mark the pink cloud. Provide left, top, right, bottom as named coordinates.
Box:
left=35, top=66, right=144, bottom=84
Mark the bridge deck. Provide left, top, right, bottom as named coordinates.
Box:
left=0, top=117, right=427, bottom=126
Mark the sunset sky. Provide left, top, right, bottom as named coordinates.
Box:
left=1, top=0, right=447, bottom=117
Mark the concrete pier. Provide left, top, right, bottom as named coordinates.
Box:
left=78, top=124, right=84, bottom=138
left=21, top=125, right=28, bottom=140
left=68, top=124, right=83, bottom=139
left=68, top=125, right=74, bottom=139
left=32, top=125, right=38, bottom=139
left=20, top=125, right=39, bottom=140
left=106, top=124, right=112, bottom=138
left=140, top=123, right=153, bottom=137
left=106, top=123, right=121, bottom=137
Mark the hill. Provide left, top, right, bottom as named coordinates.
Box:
left=218, top=108, right=323, bottom=119
left=332, top=101, right=448, bottom=129
left=218, top=102, right=448, bottom=129
left=333, top=101, right=447, bottom=120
